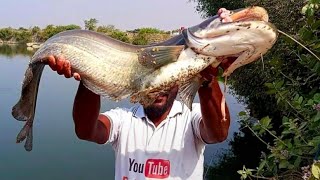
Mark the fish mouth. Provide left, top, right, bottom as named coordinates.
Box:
left=185, top=6, right=276, bottom=76
left=228, top=6, right=269, bottom=22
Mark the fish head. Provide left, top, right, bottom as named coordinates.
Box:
left=183, top=6, right=278, bottom=76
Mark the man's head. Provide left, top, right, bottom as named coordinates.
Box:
left=144, top=86, right=178, bottom=120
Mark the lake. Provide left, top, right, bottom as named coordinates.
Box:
left=0, top=46, right=245, bottom=179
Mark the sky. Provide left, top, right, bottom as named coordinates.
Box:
left=0, top=0, right=205, bottom=31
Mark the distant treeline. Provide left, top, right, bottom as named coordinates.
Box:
left=0, top=18, right=180, bottom=45
left=0, top=25, right=81, bottom=44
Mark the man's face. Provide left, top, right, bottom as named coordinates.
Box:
left=144, top=86, right=178, bottom=119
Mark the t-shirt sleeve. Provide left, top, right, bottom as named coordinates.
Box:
left=100, top=107, right=127, bottom=146
left=190, top=103, right=207, bottom=144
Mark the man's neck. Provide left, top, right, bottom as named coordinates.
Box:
left=150, top=110, right=170, bottom=127
left=148, top=109, right=171, bottom=127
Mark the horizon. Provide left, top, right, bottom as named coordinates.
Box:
left=0, top=0, right=205, bottom=31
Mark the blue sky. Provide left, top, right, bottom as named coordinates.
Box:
left=0, top=0, right=205, bottom=31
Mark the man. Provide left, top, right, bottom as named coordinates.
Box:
left=46, top=54, right=230, bottom=180
left=45, top=9, right=232, bottom=179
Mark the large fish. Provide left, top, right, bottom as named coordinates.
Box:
left=12, top=6, right=278, bottom=151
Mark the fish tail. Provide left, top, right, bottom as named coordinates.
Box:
left=16, top=120, right=33, bottom=151
left=24, top=126, right=33, bottom=151
left=12, top=62, right=44, bottom=151
left=12, top=63, right=45, bottom=121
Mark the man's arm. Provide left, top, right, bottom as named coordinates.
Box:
left=198, top=65, right=231, bottom=144
left=46, top=55, right=111, bottom=144
left=73, top=82, right=111, bottom=144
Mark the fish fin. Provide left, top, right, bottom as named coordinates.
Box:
left=138, top=45, right=184, bottom=69
left=178, top=76, right=203, bottom=110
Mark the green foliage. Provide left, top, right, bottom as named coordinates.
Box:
left=132, top=33, right=149, bottom=45
left=39, top=24, right=81, bottom=41
left=0, top=24, right=81, bottom=44
left=237, top=166, right=255, bottom=180
left=189, top=0, right=245, bottom=18
left=234, top=1, right=320, bottom=178
left=204, top=111, right=268, bottom=179
left=0, top=20, right=167, bottom=45
left=14, top=29, right=32, bottom=43
left=109, top=31, right=130, bottom=43
left=97, top=25, right=116, bottom=34
left=97, top=25, right=130, bottom=43
left=131, top=27, right=166, bottom=45
left=312, top=162, right=320, bottom=179
left=84, top=18, right=98, bottom=31
left=192, top=0, right=320, bottom=179
left=135, top=27, right=165, bottom=34
left=0, top=28, right=15, bottom=41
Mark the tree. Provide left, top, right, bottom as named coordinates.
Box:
left=109, top=31, right=130, bottom=43
left=97, top=25, right=116, bottom=34
left=191, top=0, right=320, bottom=178
left=84, top=18, right=98, bottom=31
left=190, top=0, right=245, bottom=18
left=31, top=26, right=41, bottom=42
left=0, top=28, right=15, bottom=41
left=132, top=33, right=148, bottom=45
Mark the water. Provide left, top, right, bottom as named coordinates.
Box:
left=0, top=46, right=245, bottom=179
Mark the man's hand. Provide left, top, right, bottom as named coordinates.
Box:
left=46, top=55, right=81, bottom=81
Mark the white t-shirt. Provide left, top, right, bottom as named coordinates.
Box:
left=102, top=100, right=207, bottom=180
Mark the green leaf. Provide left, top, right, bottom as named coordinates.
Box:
left=237, top=170, right=244, bottom=175
left=258, top=160, right=267, bottom=172
left=239, top=111, right=247, bottom=116
left=298, top=122, right=308, bottom=130
left=312, top=163, right=320, bottom=179
left=279, top=160, right=289, bottom=169
left=302, top=5, right=308, bottom=14
left=308, top=99, right=315, bottom=106
left=314, top=93, right=320, bottom=103
left=306, top=8, right=315, bottom=17
left=264, top=82, right=274, bottom=88
left=312, top=62, right=320, bottom=72
left=312, top=112, right=320, bottom=122
left=282, top=130, right=292, bottom=135
left=266, top=89, right=277, bottom=95
left=299, top=27, right=313, bottom=40
left=277, top=97, right=282, bottom=105
left=294, top=157, right=302, bottom=167
left=282, top=116, right=289, bottom=123
left=311, top=20, right=320, bottom=30
left=259, top=129, right=266, bottom=136
left=312, top=42, right=320, bottom=50
left=260, top=117, right=271, bottom=128
left=246, top=169, right=254, bottom=176
left=275, top=80, right=284, bottom=89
